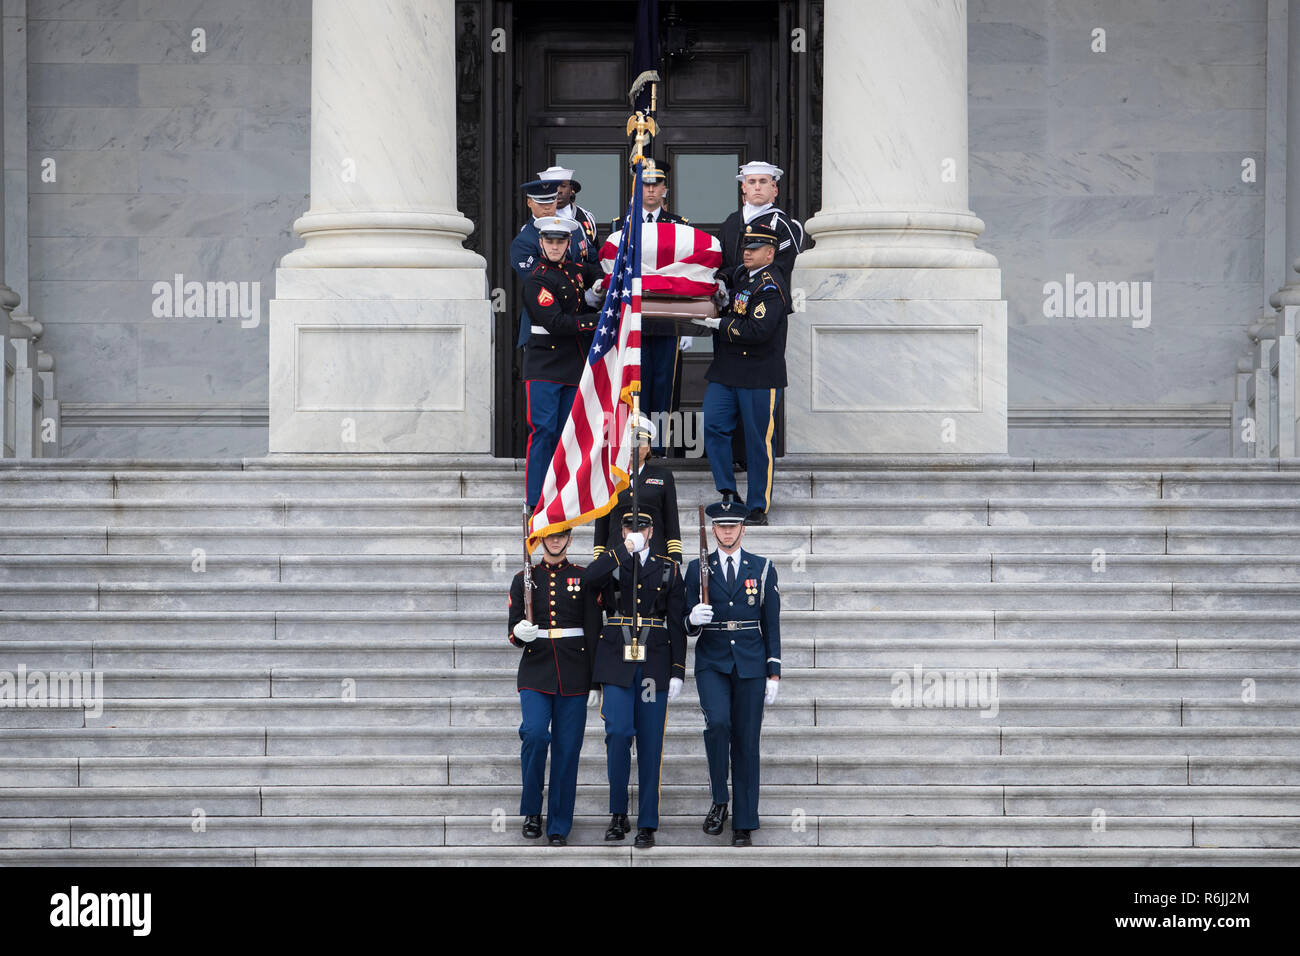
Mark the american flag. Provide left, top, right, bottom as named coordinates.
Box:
left=527, top=164, right=645, bottom=548
left=600, top=222, right=722, bottom=298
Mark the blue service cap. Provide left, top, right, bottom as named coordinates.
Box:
left=705, top=500, right=746, bottom=524
left=520, top=179, right=560, bottom=203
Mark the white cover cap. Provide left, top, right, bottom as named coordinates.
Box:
left=737, top=160, right=784, bottom=182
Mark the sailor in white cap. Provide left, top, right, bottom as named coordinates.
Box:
left=719, top=160, right=806, bottom=291
left=538, top=165, right=600, bottom=264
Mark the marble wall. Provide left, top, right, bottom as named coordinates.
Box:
left=23, top=0, right=310, bottom=456
left=969, top=0, right=1271, bottom=456
left=12, top=0, right=1276, bottom=457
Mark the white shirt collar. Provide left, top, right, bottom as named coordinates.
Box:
left=717, top=547, right=742, bottom=568
left=742, top=202, right=773, bottom=223
left=643, top=207, right=659, bottom=222
left=556, top=204, right=576, bottom=221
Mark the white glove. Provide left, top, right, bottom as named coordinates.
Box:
left=584, top=285, right=604, bottom=307
left=712, top=280, right=730, bottom=309
left=691, top=317, right=722, bottom=329
left=688, top=604, right=714, bottom=627
left=625, top=531, right=647, bottom=554
left=588, top=688, right=600, bottom=707
left=668, top=677, right=683, bottom=701
left=679, top=336, right=693, bottom=351
left=765, top=677, right=779, bottom=705
left=513, top=620, right=540, bottom=643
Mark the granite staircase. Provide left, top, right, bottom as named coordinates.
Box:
left=1, top=455, right=1299, bottom=865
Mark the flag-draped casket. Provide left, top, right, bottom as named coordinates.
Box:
left=600, top=222, right=721, bottom=323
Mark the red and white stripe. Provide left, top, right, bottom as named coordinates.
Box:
left=527, top=280, right=642, bottom=547
left=601, top=223, right=722, bottom=298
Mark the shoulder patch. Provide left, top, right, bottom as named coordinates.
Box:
left=536, top=288, right=555, bottom=307
left=753, top=302, right=766, bottom=319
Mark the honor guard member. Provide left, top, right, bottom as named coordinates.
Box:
left=693, top=223, right=792, bottom=525
left=719, top=161, right=806, bottom=290
left=583, top=511, right=687, bottom=849
left=520, top=216, right=607, bottom=511
left=510, top=179, right=595, bottom=354
left=612, top=161, right=690, bottom=455
left=684, top=500, right=781, bottom=847
left=508, top=528, right=602, bottom=846
left=593, top=416, right=683, bottom=563
left=538, top=165, right=600, bottom=265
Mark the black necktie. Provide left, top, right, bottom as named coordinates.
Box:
left=645, top=212, right=654, bottom=223
left=726, top=556, right=736, bottom=590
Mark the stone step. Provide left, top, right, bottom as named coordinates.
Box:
left=2, top=637, right=1286, bottom=671
left=5, top=496, right=1300, bottom=530
left=11, top=580, right=1300, bottom=613
left=9, top=467, right=1300, bottom=502
left=5, top=609, right=1300, bottom=645
left=1, top=722, right=1298, bottom=759
left=5, top=695, right=1283, bottom=730
left=2, top=844, right=1296, bottom=866
left=8, top=552, right=1300, bottom=585
left=11, top=523, right=1300, bottom=555
left=1, top=769, right=1293, bottom=816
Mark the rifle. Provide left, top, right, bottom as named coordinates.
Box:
left=698, top=504, right=709, bottom=605
left=522, top=504, right=534, bottom=624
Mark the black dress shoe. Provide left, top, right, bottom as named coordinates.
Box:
left=547, top=833, right=567, bottom=847
left=634, top=827, right=656, bottom=849
left=703, top=802, right=728, bottom=835
left=721, top=489, right=738, bottom=503
left=604, top=813, right=630, bottom=841
left=731, top=829, right=752, bottom=847
left=522, top=814, right=542, bottom=839
left=745, top=509, right=768, bottom=526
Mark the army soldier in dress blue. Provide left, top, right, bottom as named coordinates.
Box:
left=593, top=417, right=683, bottom=563
left=583, top=511, right=687, bottom=849
left=538, top=165, right=599, bottom=265
left=693, top=223, right=792, bottom=525
left=508, top=528, right=602, bottom=846
left=719, top=161, right=806, bottom=290
left=683, top=500, right=781, bottom=847
left=520, top=216, right=606, bottom=511
left=612, top=162, right=690, bottom=456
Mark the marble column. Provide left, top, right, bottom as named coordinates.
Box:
left=1269, top=0, right=1300, bottom=456
left=269, top=0, right=491, bottom=453
left=789, top=0, right=1006, bottom=454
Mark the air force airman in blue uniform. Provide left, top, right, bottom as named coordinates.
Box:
left=583, top=510, right=687, bottom=850
left=684, top=500, right=781, bottom=846
left=693, top=222, right=792, bottom=525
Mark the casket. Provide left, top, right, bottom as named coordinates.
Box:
left=601, top=222, right=722, bottom=326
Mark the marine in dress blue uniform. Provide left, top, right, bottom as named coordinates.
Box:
left=683, top=500, right=782, bottom=846
left=508, top=528, right=602, bottom=845
left=519, top=215, right=606, bottom=511
left=694, top=223, right=792, bottom=524
left=612, top=162, right=689, bottom=455
left=538, top=165, right=600, bottom=266
left=510, top=180, right=596, bottom=351
left=583, top=511, right=687, bottom=849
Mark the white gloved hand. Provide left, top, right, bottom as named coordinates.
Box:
left=765, top=677, right=779, bottom=705
left=712, top=279, right=730, bottom=309
left=679, top=336, right=693, bottom=351
left=688, top=604, right=714, bottom=627
left=625, top=531, right=647, bottom=554
left=691, top=317, right=722, bottom=329
left=588, top=688, right=600, bottom=707
left=668, top=677, right=683, bottom=701
left=513, top=620, right=540, bottom=643
left=584, top=286, right=604, bottom=307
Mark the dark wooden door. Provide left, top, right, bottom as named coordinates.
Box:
left=500, top=0, right=785, bottom=460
